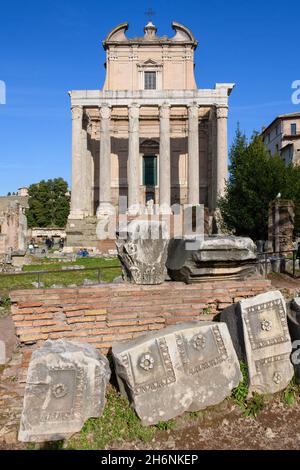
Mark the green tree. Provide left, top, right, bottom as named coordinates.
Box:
left=218, top=127, right=296, bottom=240
left=26, top=178, right=70, bottom=228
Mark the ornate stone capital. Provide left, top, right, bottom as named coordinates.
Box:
left=100, top=104, right=111, bottom=120
left=216, top=106, right=228, bottom=119
left=159, top=103, right=170, bottom=119
left=71, top=105, right=83, bottom=121
left=128, top=103, right=140, bottom=119
left=188, top=104, right=199, bottom=119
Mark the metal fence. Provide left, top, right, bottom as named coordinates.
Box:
left=0, top=265, right=121, bottom=289
left=258, top=250, right=299, bottom=279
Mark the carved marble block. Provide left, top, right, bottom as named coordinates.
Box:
left=219, top=291, right=293, bottom=396
left=18, top=339, right=111, bottom=442
left=116, top=219, right=168, bottom=285
left=167, top=235, right=257, bottom=283
left=112, top=322, right=241, bottom=425
left=287, top=297, right=300, bottom=384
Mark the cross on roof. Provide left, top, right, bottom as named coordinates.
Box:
left=145, top=7, right=156, bottom=19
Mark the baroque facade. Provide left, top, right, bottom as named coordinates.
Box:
left=67, top=21, right=234, bottom=247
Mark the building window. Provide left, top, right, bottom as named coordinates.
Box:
left=291, top=123, right=297, bottom=135
left=143, top=155, right=157, bottom=186
left=144, top=71, right=156, bottom=90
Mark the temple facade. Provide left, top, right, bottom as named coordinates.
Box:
left=67, top=21, right=234, bottom=248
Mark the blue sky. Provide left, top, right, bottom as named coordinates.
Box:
left=0, top=0, right=299, bottom=195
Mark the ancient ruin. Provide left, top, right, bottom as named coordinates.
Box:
left=18, top=339, right=110, bottom=442
left=112, top=322, right=241, bottom=425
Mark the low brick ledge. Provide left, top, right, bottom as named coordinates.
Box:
left=10, top=278, right=272, bottom=358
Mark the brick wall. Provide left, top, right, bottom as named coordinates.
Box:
left=10, top=278, right=272, bottom=357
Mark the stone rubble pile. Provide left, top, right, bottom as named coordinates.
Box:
left=18, top=290, right=299, bottom=441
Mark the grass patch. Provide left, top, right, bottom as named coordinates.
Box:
left=0, top=257, right=121, bottom=290
left=66, top=388, right=156, bottom=450
left=282, top=377, right=300, bottom=406
left=231, top=361, right=265, bottom=418
left=155, top=419, right=176, bottom=431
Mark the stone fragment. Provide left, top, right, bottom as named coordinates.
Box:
left=0, top=340, right=6, bottom=364
left=112, top=321, right=241, bottom=425
left=287, top=297, right=300, bottom=384
left=218, top=291, right=293, bottom=396
left=18, top=339, right=110, bottom=442
left=167, top=235, right=257, bottom=283
left=116, top=220, right=168, bottom=284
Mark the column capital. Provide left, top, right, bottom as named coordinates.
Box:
left=159, top=102, right=170, bottom=118
left=188, top=103, right=199, bottom=119
left=71, top=105, right=83, bottom=120
left=100, top=104, right=111, bottom=120
left=128, top=103, right=140, bottom=119
left=216, top=106, right=228, bottom=119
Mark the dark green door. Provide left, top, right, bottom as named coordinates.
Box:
left=143, top=155, right=157, bottom=186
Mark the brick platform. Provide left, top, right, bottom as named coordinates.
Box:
left=10, top=278, right=272, bottom=358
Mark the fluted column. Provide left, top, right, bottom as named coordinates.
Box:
left=216, top=106, right=228, bottom=200
left=188, top=104, right=199, bottom=205
left=69, top=105, right=84, bottom=219
left=127, top=104, right=140, bottom=213
left=159, top=103, right=171, bottom=213
left=97, top=104, right=112, bottom=216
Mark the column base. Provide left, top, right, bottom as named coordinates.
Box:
left=96, top=202, right=115, bottom=218
left=68, top=210, right=85, bottom=220
left=158, top=203, right=172, bottom=215
left=127, top=204, right=143, bottom=216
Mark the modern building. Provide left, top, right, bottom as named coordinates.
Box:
left=67, top=21, right=234, bottom=248
left=262, top=112, right=300, bottom=165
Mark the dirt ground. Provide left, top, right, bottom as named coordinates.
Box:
left=2, top=273, right=300, bottom=450
left=109, top=398, right=300, bottom=450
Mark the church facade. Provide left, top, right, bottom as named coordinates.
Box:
left=67, top=21, right=234, bottom=247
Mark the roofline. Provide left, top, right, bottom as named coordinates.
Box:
left=261, top=112, right=300, bottom=135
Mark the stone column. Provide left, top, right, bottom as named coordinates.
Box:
left=69, top=105, right=84, bottom=219
left=188, top=104, right=199, bottom=205
left=159, top=103, right=171, bottom=213
left=85, top=118, right=94, bottom=216
left=97, top=104, right=112, bottom=217
left=127, top=104, right=140, bottom=214
left=216, top=106, right=228, bottom=200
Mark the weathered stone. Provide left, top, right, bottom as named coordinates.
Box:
left=287, top=298, right=300, bottom=384
left=18, top=339, right=110, bottom=442
left=0, top=340, right=6, bottom=364
left=112, top=321, right=241, bottom=425
left=218, top=291, right=293, bottom=396
left=116, top=220, right=168, bottom=285
left=167, top=235, right=257, bottom=283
